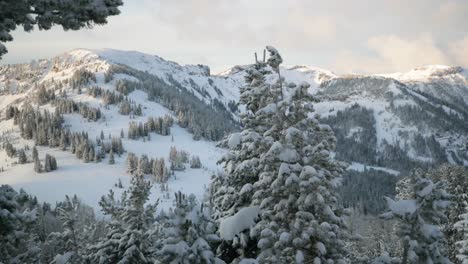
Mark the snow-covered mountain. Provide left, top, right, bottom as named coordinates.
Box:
left=0, top=48, right=241, bottom=209
left=0, top=48, right=467, bottom=209
left=223, top=62, right=468, bottom=171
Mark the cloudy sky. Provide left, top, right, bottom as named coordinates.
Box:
left=2, top=0, right=468, bottom=74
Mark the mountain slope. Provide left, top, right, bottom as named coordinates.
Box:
left=0, top=49, right=235, bottom=210
left=0, top=48, right=467, bottom=210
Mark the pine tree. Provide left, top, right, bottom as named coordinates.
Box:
left=34, top=156, right=42, bottom=173
left=381, top=169, right=452, bottom=264
left=108, top=149, right=115, bottom=165
left=454, top=202, right=468, bottom=263
left=44, top=154, right=52, bottom=172
left=59, top=132, right=67, bottom=150
left=429, top=165, right=468, bottom=261
left=190, top=156, right=202, bottom=169
left=252, top=80, right=346, bottom=263
left=87, top=175, right=158, bottom=263
left=47, top=195, right=94, bottom=263
left=249, top=52, right=348, bottom=262
left=209, top=47, right=281, bottom=260
left=51, top=156, right=58, bottom=170
left=18, top=149, right=27, bottom=164
left=155, top=192, right=223, bottom=264
left=32, top=146, right=38, bottom=161
left=0, top=185, right=41, bottom=263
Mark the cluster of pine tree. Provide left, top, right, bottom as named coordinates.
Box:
left=87, top=85, right=125, bottom=105
left=127, top=152, right=171, bottom=183
left=2, top=141, right=16, bottom=157
left=6, top=103, right=123, bottom=165
left=0, top=176, right=223, bottom=264
left=34, top=85, right=56, bottom=105
left=339, top=168, right=398, bottom=215
left=169, top=146, right=190, bottom=171
left=115, top=79, right=135, bottom=95
left=32, top=147, right=58, bottom=173
left=118, top=98, right=143, bottom=116
left=69, top=69, right=96, bottom=89
left=127, top=115, right=174, bottom=140
left=104, top=64, right=238, bottom=141
left=52, top=98, right=102, bottom=122
left=11, top=104, right=64, bottom=146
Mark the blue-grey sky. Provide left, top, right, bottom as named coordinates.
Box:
left=2, top=0, right=468, bottom=74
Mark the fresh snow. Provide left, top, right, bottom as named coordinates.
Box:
left=347, top=162, right=400, bottom=176
left=385, top=198, right=418, bottom=216
left=219, top=206, right=260, bottom=240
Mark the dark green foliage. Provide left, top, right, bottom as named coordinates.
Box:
left=320, top=104, right=378, bottom=165
left=52, top=98, right=102, bottom=122
left=0, top=185, right=41, bottom=263
left=339, top=169, right=399, bottom=215
left=88, top=86, right=125, bottom=105
left=128, top=115, right=173, bottom=140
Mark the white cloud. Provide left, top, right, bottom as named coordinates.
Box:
left=449, top=37, right=468, bottom=66
left=333, top=35, right=452, bottom=74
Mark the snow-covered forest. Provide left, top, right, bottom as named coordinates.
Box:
left=0, top=45, right=467, bottom=264
left=1, top=2, right=468, bottom=262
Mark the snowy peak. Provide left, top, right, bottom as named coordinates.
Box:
left=380, top=65, right=467, bottom=82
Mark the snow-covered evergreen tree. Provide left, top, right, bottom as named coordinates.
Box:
left=212, top=46, right=348, bottom=263
left=250, top=75, right=348, bottom=262
left=381, top=169, right=452, bottom=264
left=108, top=149, right=115, bottom=164
left=18, top=149, right=27, bottom=164
left=429, top=165, right=468, bottom=261
left=34, top=155, right=42, bottom=173
left=87, top=175, right=158, bottom=263
left=190, top=156, right=202, bottom=169
left=454, top=202, right=468, bottom=264
left=47, top=195, right=95, bottom=263
left=32, top=146, right=38, bottom=160
left=155, top=192, right=223, bottom=264
left=210, top=47, right=279, bottom=260
left=0, top=185, right=41, bottom=263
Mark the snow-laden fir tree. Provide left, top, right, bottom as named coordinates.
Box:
left=154, top=192, right=224, bottom=264
left=0, top=185, right=41, bottom=263
left=34, top=155, right=42, bottom=173
left=32, top=146, right=38, bottom=160
left=381, top=169, right=452, bottom=264
left=108, top=149, right=115, bottom=164
left=250, top=76, right=348, bottom=262
left=210, top=47, right=280, bottom=260
left=429, top=165, right=468, bottom=261
left=18, top=149, right=27, bottom=164
left=454, top=201, right=468, bottom=264
left=87, top=175, right=158, bottom=264
left=47, top=195, right=95, bottom=264
left=190, top=156, right=202, bottom=169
